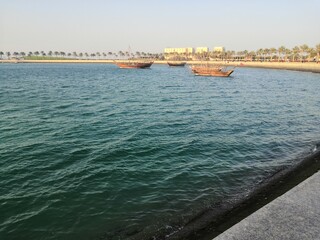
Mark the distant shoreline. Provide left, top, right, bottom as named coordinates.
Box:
left=1, top=59, right=320, bottom=73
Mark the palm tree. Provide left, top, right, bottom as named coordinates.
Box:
left=120, top=51, right=126, bottom=58
left=0, top=51, right=3, bottom=59
left=277, top=46, right=286, bottom=61
left=247, top=51, right=255, bottom=61
left=79, top=52, right=83, bottom=59
left=54, top=51, right=59, bottom=57
left=316, top=44, right=320, bottom=62
left=284, top=48, right=291, bottom=61
left=264, top=48, right=270, bottom=61
left=270, top=48, right=277, bottom=61
left=158, top=53, right=164, bottom=60
left=20, top=52, right=26, bottom=59
left=242, top=50, right=248, bottom=61
left=256, top=48, right=264, bottom=61
left=228, top=50, right=235, bottom=61
left=299, top=44, right=309, bottom=62
left=235, top=51, right=242, bottom=61
left=13, top=52, right=19, bottom=59
left=306, top=47, right=316, bottom=62
left=6, top=52, right=11, bottom=59
left=48, top=51, right=53, bottom=57
left=292, top=46, right=300, bottom=62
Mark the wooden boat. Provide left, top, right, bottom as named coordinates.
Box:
left=114, top=60, right=153, bottom=69
left=190, top=65, right=234, bottom=77
left=167, top=61, right=186, bottom=67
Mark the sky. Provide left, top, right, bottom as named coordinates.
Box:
left=1, top=0, right=320, bottom=53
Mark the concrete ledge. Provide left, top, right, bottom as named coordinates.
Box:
left=214, top=171, right=320, bottom=240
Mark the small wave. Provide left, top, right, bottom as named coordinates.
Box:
left=312, top=143, right=320, bottom=152
left=1, top=63, right=320, bottom=240
left=160, top=85, right=183, bottom=89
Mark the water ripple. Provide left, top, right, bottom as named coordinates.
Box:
left=0, top=64, right=320, bottom=239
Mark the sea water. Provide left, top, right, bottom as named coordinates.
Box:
left=0, top=63, right=319, bottom=239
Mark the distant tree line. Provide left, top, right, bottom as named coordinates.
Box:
left=165, top=44, right=320, bottom=62
left=0, top=50, right=164, bottom=60
left=1, top=44, right=320, bottom=62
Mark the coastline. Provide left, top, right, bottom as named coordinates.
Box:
left=1, top=59, right=320, bottom=73
left=223, top=61, right=320, bottom=74
left=190, top=60, right=320, bottom=73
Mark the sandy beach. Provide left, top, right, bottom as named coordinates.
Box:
left=1, top=59, right=320, bottom=73
left=223, top=61, right=320, bottom=73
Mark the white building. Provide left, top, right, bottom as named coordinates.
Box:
left=164, top=47, right=194, bottom=55
left=213, top=47, right=225, bottom=53
left=195, top=47, right=209, bottom=53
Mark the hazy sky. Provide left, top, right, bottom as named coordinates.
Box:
left=1, top=0, right=320, bottom=53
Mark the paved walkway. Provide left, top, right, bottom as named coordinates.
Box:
left=214, top=171, right=320, bottom=240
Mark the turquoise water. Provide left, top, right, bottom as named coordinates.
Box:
left=0, top=63, right=319, bottom=239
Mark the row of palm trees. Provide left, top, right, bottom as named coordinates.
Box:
left=1, top=44, right=320, bottom=62
left=167, top=44, right=320, bottom=62
left=228, top=44, right=320, bottom=62
left=0, top=50, right=162, bottom=60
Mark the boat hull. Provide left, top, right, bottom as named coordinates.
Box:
left=167, top=61, right=186, bottom=67
left=191, top=66, right=234, bottom=77
left=115, top=62, right=153, bottom=69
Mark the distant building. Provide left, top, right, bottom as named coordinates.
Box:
left=213, top=47, right=225, bottom=53
left=164, top=47, right=194, bottom=55
left=195, top=47, right=209, bottom=53
left=164, top=46, right=225, bottom=57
